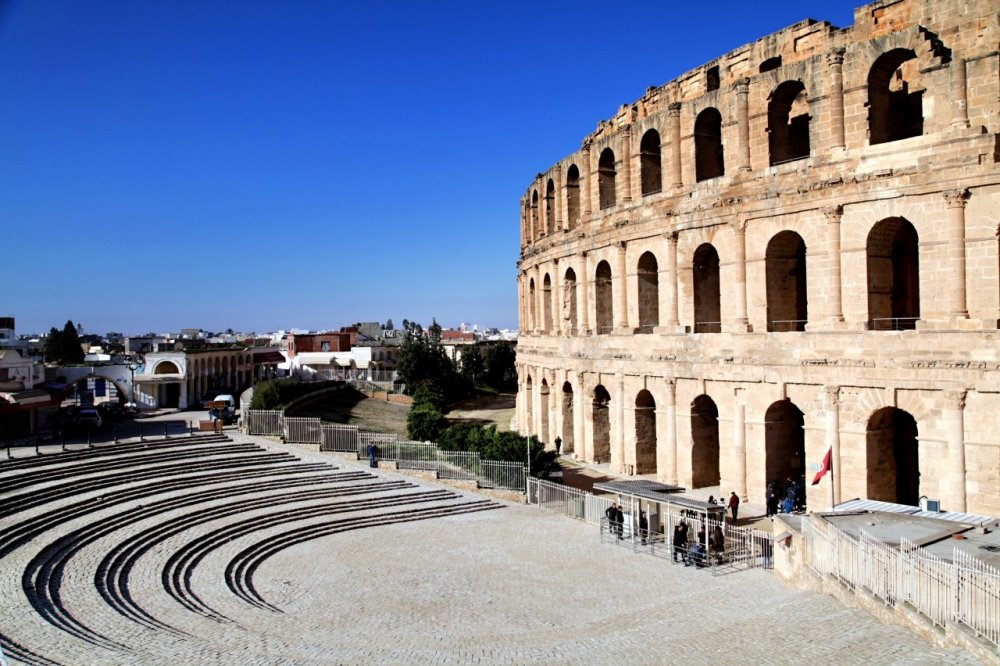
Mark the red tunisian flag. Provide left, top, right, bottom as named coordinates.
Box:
left=812, top=447, right=832, bottom=486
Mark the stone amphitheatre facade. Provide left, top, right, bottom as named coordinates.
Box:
left=515, top=0, right=1000, bottom=518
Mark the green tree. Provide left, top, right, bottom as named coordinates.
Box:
left=436, top=423, right=558, bottom=478
left=385, top=319, right=394, bottom=330
left=249, top=380, right=281, bottom=410
left=44, top=320, right=85, bottom=364
left=395, top=319, right=468, bottom=405
left=482, top=341, right=517, bottom=391
left=459, top=344, right=485, bottom=385
left=406, top=403, right=445, bottom=441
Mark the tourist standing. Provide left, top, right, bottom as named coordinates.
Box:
left=639, top=510, right=648, bottom=545
left=672, top=520, right=688, bottom=562
left=554, top=436, right=562, bottom=454
left=727, top=491, right=740, bottom=523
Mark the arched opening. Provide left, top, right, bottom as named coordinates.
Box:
left=637, top=251, right=659, bottom=333
left=530, top=190, right=540, bottom=240
left=598, top=148, right=617, bottom=209
left=595, top=260, right=613, bottom=335
left=525, top=375, right=533, bottom=435
left=693, top=244, right=721, bottom=333
left=765, top=400, right=806, bottom=509
left=542, top=273, right=553, bottom=333
left=540, top=379, right=550, bottom=445
left=545, top=179, right=555, bottom=234
left=867, top=217, right=920, bottom=330
left=153, top=360, right=181, bottom=408
left=563, top=267, right=578, bottom=334
left=528, top=278, right=537, bottom=331
left=561, top=381, right=574, bottom=454
left=640, top=129, right=662, bottom=195
left=866, top=407, right=919, bottom=505
left=759, top=56, right=782, bottom=73
left=868, top=49, right=923, bottom=145
left=695, top=107, right=724, bottom=182
left=690, top=395, right=720, bottom=488
left=765, top=231, right=808, bottom=332
left=566, top=164, right=580, bottom=229
left=635, top=390, right=657, bottom=474
left=768, top=80, right=810, bottom=165
left=592, top=385, right=611, bottom=463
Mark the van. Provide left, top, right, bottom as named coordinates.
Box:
left=206, top=394, right=236, bottom=424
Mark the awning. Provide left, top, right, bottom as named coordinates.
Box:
left=253, top=351, right=285, bottom=364
left=593, top=479, right=727, bottom=520
left=0, top=389, right=53, bottom=406
left=134, top=373, right=184, bottom=383
left=296, top=352, right=338, bottom=365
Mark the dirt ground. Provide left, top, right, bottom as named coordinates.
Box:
left=445, top=393, right=516, bottom=431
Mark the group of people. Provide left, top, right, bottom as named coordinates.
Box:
left=670, top=519, right=727, bottom=567
left=705, top=492, right=741, bottom=523
left=766, top=477, right=805, bottom=517
left=604, top=503, right=625, bottom=539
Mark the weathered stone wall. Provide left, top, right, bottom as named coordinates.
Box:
left=515, top=0, right=1000, bottom=517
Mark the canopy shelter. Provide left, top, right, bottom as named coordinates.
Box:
left=593, top=479, right=727, bottom=541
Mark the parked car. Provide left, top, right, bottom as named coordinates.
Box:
left=76, top=408, right=103, bottom=429
left=97, top=401, right=124, bottom=422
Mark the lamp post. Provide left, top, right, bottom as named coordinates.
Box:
left=123, top=356, right=139, bottom=407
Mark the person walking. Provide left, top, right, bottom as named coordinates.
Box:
left=554, top=436, right=562, bottom=454
left=727, top=491, right=740, bottom=523
left=604, top=503, right=616, bottom=536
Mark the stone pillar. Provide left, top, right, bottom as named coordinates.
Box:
left=665, top=379, right=678, bottom=485
left=613, top=372, right=626, bottom=474
left=537, top=177, right=549, bottom=237
left=664, top=232, right=680, bottom=328
left=943, top=189, right=969, bottom=318
left=824, top=386, right=842, bottom=506
left=826, top=48, right=846, bottom=150
left=582, top=143, right=593, bottom=217
left=726, top=220, right=749, bottom=331
left=943, top=389, right=968, bottom=512
left=620, top=126, right=633, bottom=203
left=951, top=59, right=970, bottom=129
left=535, top=264, right=545, bottom=333
left=616, top=241, right=629, bottom=331
left=734, top=78, right=750, bottom=172
left=824, top=205, right=844, bottom=323
left=576, top=372, right=589, bottom=460
left=553, top=259, right=562, bottom=336
left=552, top=164, right=563, bottom=231
left=579, top=251, right=591, bottom=334
left=667, top=102, right=682, bottom=188
left=734, top=401, right=747, bottom=502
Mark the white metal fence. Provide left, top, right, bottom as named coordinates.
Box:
left=320, top=423, right=359, bottom=452
left=284, top=417, right=322, bottom=444
left=244, top=410, right=284, bottom=436
left=803, top=517, right=1000, bottom=648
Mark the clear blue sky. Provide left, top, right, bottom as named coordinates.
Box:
left=0, top=0, right=859, bottom=336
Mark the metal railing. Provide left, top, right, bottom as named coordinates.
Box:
left=320, top=423, right=359, bottom=452
left=803, top=517, right=1000, bottom=648
left=869, top=316, right=919, bottom=331
left=479, top=460, right=526, bottom=490
left=284, top=417, right=322, bottom=444
left=770, top=319, right=807, bottom=332
left=693, top=321, right=721, bottom=333
left=244, top=409, right=284, bottom=436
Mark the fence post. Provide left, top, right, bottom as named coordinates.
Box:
left=164, top=423, right=169, bottom=439
left=140, top=423, right=144, bottom=442
left=114, top=426, right=118, bottom=444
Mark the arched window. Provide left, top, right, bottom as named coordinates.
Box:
left=563, top=267, right=578, bottom=334
left=528, top=278, right=537, bottom=331
left=765, top=231, right=808, bottom=331
left=565, top=164, right=580, bottom=229
left=545, top=179, right=556, bottom=234
left=768, top=80, right=810, bottom=165
left=868, top=49, right=923, bottom=145
left=595, top=260, right=613, bottom=334
left=765, top=399, right=806, bottom=509
left=695, top=108, right=724, bottom=182
left=635, top=390, right=657, bottom=474
left=598, top=148, right=617, bottom=209
left=866, top=408, right=919, bottom=505
left=867, top=217, right=920, bottom=330
left=759, top=56, right=782, bottom=73
left=639, top=129, right=662, bottom=195
left=693, top=244, right=721, bottom=333
left=690, top=395, right=720, bottom=488
left=592, top=385, right=611, bottom=463
left=637, top=251, right=659, bottom=333
left=542, top=273, right=553, bottom=333
left=561, top=381, right=574, bottom=454
left=531, top=190, right=540, bottom=239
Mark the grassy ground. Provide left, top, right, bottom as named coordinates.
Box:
left=445, top=393, right=516, bottom=431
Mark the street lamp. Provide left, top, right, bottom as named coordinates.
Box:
left=123, top=356, right=140, bottom=407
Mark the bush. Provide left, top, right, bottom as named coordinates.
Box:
left=436, top=423, right=559, bottom=478
left=406, top=403, right=445, bottom=442
left=249, top=381, right=281, bottom=410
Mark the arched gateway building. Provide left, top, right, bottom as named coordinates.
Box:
left=515, top=0, right=1000, bottom=516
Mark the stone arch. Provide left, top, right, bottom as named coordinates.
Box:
left=693, top=244, right=721, bottom=333
left=542, top=273, right=553, bottom=333
left=635, top=390, right=657, bottom=474
left=561, top=381, right=574, bottom=454
left=866, top=217, right=919, bottom=330
left=539, top=379, right=550, bottom=445
left=531, top=190, right=540, bottom=239
left=598, top=148, right=617, bottom=209
left=565, top=164, right=581, bottom=229
left=868, top=48, right=923, bottom=145
left=765, top=231, right=808, bottom=332
left=592, top=384, right=611, bottom=463
left=765, top=399, right=806, bottom=508
left=690, top=394, right=720, bottom=488
left=866, top=407, right=919, bottom=505
left=695, top=107, right=724, bottom=181
left=528, top=278, right=537, bottom=331
left=64, top=375, right=130, bottom=405
left=639, top=129, right=662, bottom=195
left=153, top=360, right=180, bottom=374
left=595, top=260, right=613, bottom=335
left=637, top=251, right=659, bottom=333
left=563, top=267, right=578, bottom=334
left=545, top=179, right=556, bottom=234
left=767, top=80, right=810, bottom=165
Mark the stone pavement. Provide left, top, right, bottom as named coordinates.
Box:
left=0, top=433, right=981, bottom=665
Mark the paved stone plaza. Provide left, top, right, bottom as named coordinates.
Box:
left=0, top=434, right=981, bottom=664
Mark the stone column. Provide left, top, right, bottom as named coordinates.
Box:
left=613, top=372, right=626, bottom=474
left=943, top=189, right=969, bottom=318
left=535, top=264, right=545, bottom=334
left=826, top=48, right=846, bottom=150
left=734, top=401, right=747, bottom=502
left=579, top=251, right=591, bottom=334
left=576, top=372, right=588, bottom=460
left=824, top=386, right=842, bottom=506
left=553, top=258, right=562, bottom=336
left=727, top=220, right=749, bottom=331
left=667, top=102, right=682, bottom=188
left=537, top=177, right=549, bottom=237
left=943, top=389, right=968, bottom=512
left=664, top=232, right=680, bottom=328
left=823, top=205, right=844, bottom=322
left=616, top=241, right=629, bottom=331
left=665, top=379, right=678, bottom=485
left=582, top=143, right=593, bottom=217
left=552, top=164, right=563, bottom=231
left=734, top=78, right=751, bottom=172
left=620, top=125, right=633, bottom=203
left=951, top=59, right=970, bottom=129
